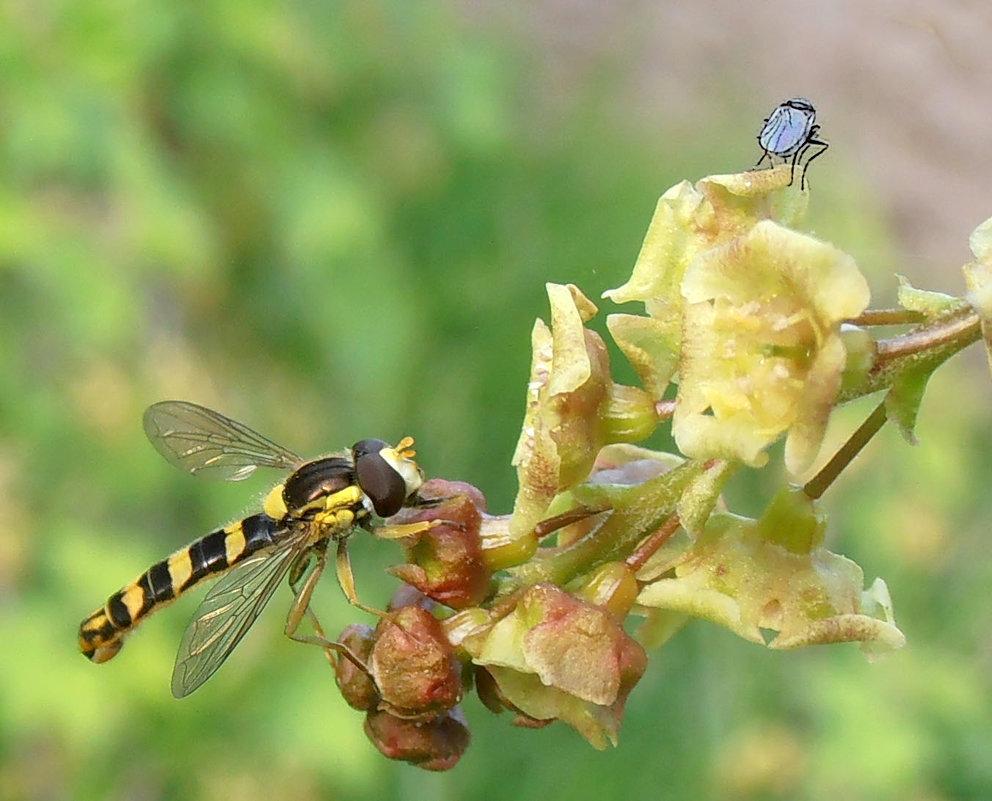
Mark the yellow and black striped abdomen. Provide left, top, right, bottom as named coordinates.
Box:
left=79, top=513, right=283, bottom=663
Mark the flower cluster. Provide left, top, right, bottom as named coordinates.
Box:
left=331, top=166, right=992, bottom=768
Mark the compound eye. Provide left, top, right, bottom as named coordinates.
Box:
left=352, top=439, right=407, bottom=517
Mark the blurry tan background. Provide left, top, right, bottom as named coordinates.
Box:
left=469, top=0, right=992, bottom=284
left=1, top=2, right=990, bottom=800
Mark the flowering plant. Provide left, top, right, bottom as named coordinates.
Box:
left=332, top=165, right=992, bottom=768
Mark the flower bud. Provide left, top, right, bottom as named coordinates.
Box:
left=601, top=383, right=660, bottom=443
left=389, top=479, right=492, bottom=609
left=478, top=513, right=538, bottom=571
left=462, top=583, right=647, bottom=748
left=576, top=562, right=640, bottom=619
left=364, top=706, right=471, bottom=771
left=334, top=624, right=379, bottom=711
left=369, top=605, right=462, bottom=720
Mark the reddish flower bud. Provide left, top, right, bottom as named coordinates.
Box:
left=417, top=478, right=487, bottom=511
left=334, top=624, right=379, bottom=711
left=386, top=583, right=436, bottom=612
left=369, top=605, right=462, bottom=720
left=389, top=479, right=492, bottom=609
left=463, top=583, right=647, bottom=748
left=364, top=706, right=471, bottom=771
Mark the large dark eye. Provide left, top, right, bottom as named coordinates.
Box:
left=352, top=439, right=406, bottom=517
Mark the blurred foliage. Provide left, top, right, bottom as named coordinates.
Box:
left=1, top=1, right=990, bottom=800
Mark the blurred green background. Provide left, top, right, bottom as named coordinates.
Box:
left=2, top=2, right=991, bottom=800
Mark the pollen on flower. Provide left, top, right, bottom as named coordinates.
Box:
left=674, top=220, right=870, bottom=473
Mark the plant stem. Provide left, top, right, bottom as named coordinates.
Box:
left=508, top=461, right=704, bottom=588
left=874, top=310, right=980, bottom=361
left=625, top=514, right=681, bottom=572
left=839, top=309, right=981, bottom=403
left=851, top=308, right=925, bottom=326
left=803, top=401, right=887, bottom=500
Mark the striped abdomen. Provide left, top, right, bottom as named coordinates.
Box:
left=79, top=513, right=283, bottom=662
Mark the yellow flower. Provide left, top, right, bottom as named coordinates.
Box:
left=637, top=488, right=905, bottom=656
left=604, top=170, right=809, bottom=398
left=511, top=283, right=657, bottom=537
left=461, top=583, right=647, bottom=749
left=675, top=220, right=870, bottom=473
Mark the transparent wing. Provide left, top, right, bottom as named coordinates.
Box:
left=144, top=400, right=302, bottom=481
left=171, top=532, right=307, bottom=697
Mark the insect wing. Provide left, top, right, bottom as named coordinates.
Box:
left=760, top=103, right=813, bottom=158
left=144, top=401, right=302, bottom=481
left=170, top=532, right=305, bottom=697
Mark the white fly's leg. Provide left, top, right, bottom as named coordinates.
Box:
left=798, top=137, right=829, bottom=190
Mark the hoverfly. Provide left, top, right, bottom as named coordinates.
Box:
left=753, top=97, right=829, bottom=189
left=79, top=401, right=434, bottom=697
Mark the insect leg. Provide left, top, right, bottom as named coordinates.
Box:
left=798, top=137, right=829, bottom=190
left=335, top=538, right=390, bottom=618
left=284, top=547, right=374, bottom=675
left=373, top=519, right=445, bottom=541
left=787, top=147, right=805, bottom=187
left=284, top=547, right=326, bottom=641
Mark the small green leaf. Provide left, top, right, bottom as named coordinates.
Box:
left=884, top=364, right=933, bottom=445
left=677, top=459, right=737, bottom=536
left=636, top=492, right=906, bottom=656
left=896, top=274, right=967, bottom=319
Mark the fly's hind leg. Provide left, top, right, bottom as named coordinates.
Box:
left=285, top=546, right=372, bottom=676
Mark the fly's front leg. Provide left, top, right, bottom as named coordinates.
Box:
left=334, top=539, right=390, bottom=618
left=309, top=501, right=390, bottom=617
left=752, top=149, right=771, bottom=171
left=373, top=518, right=448, bottom=541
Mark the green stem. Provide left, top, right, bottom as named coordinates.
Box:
left=803, top=401, right=887, bottom=500
left=506, top=461, right=704, bottom=588
left=874, top=310, right=980, bottom=362
left=851, top=308, right=925, bottom=326
left=839, top=309, right=980, bottom=403
left=808, top=309, right=982, bottom=498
